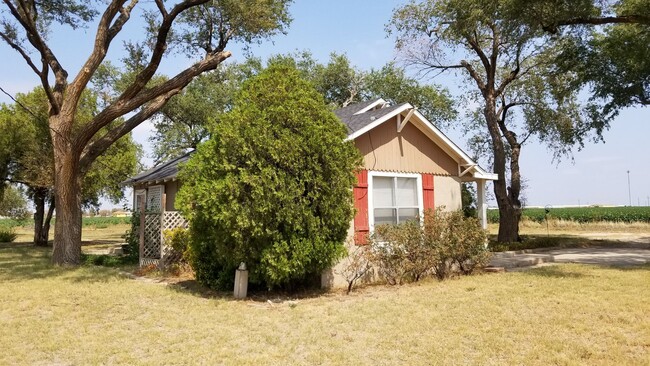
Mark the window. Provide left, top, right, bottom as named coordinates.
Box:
left=134, top=190, right=146, bottom=211
left=369, top=173, right=423, bottom=228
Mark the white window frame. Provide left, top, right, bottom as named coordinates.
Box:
left=134, top=189, right=146, bottom=211
left=367, top=171, right=423, bottom=232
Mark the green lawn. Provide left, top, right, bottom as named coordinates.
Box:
left=1, top=246, right=648, bottom=365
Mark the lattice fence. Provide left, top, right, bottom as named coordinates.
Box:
left=140, top=210, right=188, bottom=267
left=160, top=211, right=189, bottom=266
left=143, top=212, right=162, bottom=260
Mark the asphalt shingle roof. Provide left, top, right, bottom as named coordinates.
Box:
left=337, top=102, right=408, bottom=134
left=125, top=99, right=408, bottom=185
left=122, top=153, right=191, bottom=185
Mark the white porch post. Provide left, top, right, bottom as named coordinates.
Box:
left=477, top=179, right=487, bottom=229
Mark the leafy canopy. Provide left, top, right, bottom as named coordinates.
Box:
left=177, top=63, right=361, bottom=290
left=150, top=52, right=456, bottom=163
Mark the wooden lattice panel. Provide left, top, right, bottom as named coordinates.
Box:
left=162, top=211, right=188, bottom=231
left=139, top=257, right=159, bottom=267
left=143, top=212, right=162, bottom=259
left=146, top=185, right=163, bottom=211
left=160, top=211, right=189, bottom=267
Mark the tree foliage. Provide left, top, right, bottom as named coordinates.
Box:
left=0, top=185, right=29, bottom=220
left=149, top=52, right=456, bottom=162
left=389, top=0, right=607, bottom=242
left=177, top=64, right=361, bottom=290
left=0, top=88, right=141, bottom=206
left=511, top=0, right=650, bottom=113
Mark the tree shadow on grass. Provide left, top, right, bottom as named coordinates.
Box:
left=166, top=278, right=331, bottom=303
left=519, top=263, right=650, bottom=278
left=520, top=265, right=589, bottom=278
left=0, top=246, right=127, bottom=284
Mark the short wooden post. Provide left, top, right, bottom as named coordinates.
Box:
left=160, top=193, right=167, bottom=261
left=234, top=263, right=248, bottom=299
left=138, top=197, right=145, bottom=266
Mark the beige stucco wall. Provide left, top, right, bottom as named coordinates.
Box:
left=354, top=118, right=458, bottom=175
left=322, top=218, right=357, bottom=289
left=434, top=175, right=462, bottom=211
left=164, top=181, right=181, bottom=211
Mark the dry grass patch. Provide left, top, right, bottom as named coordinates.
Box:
left=502, top=219, right=650, bottom=235
left=1, top=246, right=649, bottom=365
left=5, top=223, right=130, bottom=247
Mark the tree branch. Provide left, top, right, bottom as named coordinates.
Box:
left=75, top=50, right=231, bottom=150
left=4, top=0, right=68, bottom=113
left=79, top=89, right=181, bottom=171
left=496, top=43, right=522, bottom=96
left=0, top=30, right=40, bottom=76
left=460, top=60, right=487, bottom=92
left=63, top=0, right=130, bottom=118
left=464, top=31, right=491, bottom=76
left=543, top=15, right=650, bottom=33
left=117, top=0, right=211, bottom=103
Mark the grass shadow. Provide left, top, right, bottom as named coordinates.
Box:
left=0, top=246, right=129, bottom=284
left=166, top=277, right=331, bottom=303
left=519, top=263, right=650, bottom=279
left=520, top=265, right=589, bottom=278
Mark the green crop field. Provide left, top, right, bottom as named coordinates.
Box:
left=0, top=216, right=131, bottom=229
left=488, top=206, right=650, bottom=223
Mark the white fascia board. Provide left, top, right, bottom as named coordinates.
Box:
left=353, top=98, right=387, bottom=115
left=472, top=169, right=499, bottom=181
left=345, top=103, right=413, bottom=141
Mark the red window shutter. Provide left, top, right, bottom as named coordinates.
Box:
left=353, top=170, right=369, bottom=245
left=422, top=173, right=435, bottom=211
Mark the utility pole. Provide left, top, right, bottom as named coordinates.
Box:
left=627, top=170, right=631, bottom=206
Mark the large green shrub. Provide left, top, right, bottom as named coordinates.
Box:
left=177, top=64, right=361, bottom=290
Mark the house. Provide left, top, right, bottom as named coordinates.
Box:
left=123, top=98, right=497, bottom=279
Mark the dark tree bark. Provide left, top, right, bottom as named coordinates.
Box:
left=543, top=15, right=650, bottom=33
left=32, top=187, right=55, bottom=246
left=32, top=187, right=46, bottom=246
left=50, top=118, right=83, bottom=264
left=484, top=99, right=522, bottom=243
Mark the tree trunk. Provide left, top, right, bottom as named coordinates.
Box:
left=484, top=100, right=521, bottom=243
left=32, top=188, right=55, bottom=247
left=33, top=188, right=47, bottom=247
left=51, top=118, right=83, bottom=265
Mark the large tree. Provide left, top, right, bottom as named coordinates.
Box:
left=0, top=87, right=141, bottom=246
left=0, top=0, right=291, bottom=264
left=389, top=0, right=607, bottom=242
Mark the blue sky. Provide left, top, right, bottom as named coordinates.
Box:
left=1, top=0, right=649, bottom=208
